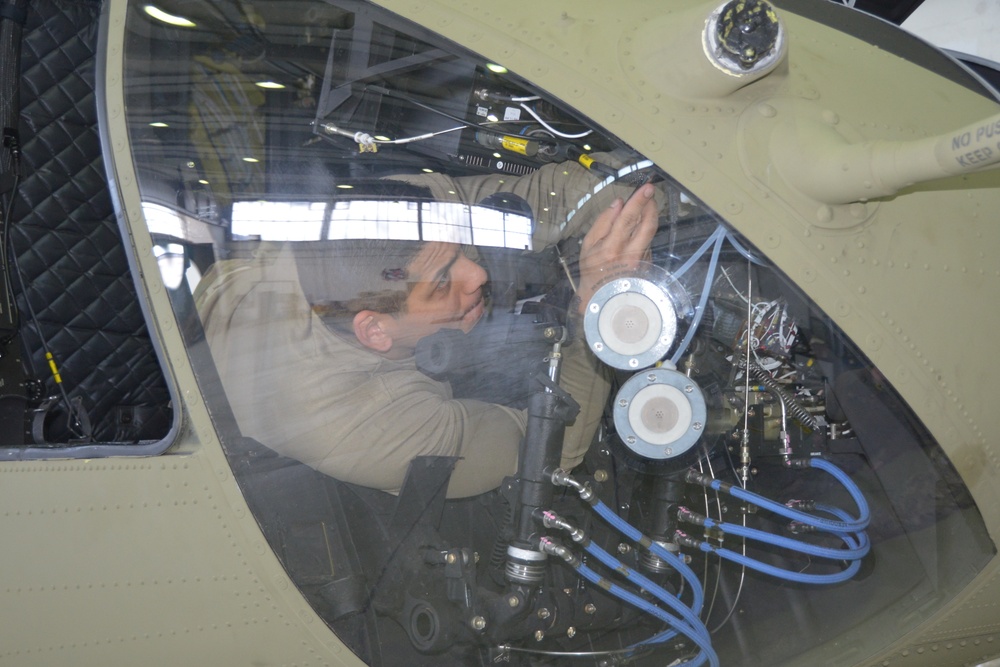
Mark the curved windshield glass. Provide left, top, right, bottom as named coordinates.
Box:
left=122, top=1, right=993, bottom=665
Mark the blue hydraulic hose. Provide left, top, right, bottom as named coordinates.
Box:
left=709, top=543, right=862, bottom=585
left=815, top=502, right=870, bottom=539
left=724, top=232, right=765, bottom=265
left=809, top=458, right=871, bottom=529
left=673, top=224, right=726, bottom=279
left=670, top=228, right=725, bottom=365
left=582, top=540, right=710, bottom=645
left=815, top=502, right=871, bottom=552
left=700, top=516, right=869, bottom=561
left=691, top=459, right=870, bottom=533
left=727, top=483, right=865, bottom=533
left=574, top=562, right=720, bottom=667
left=590, top=499, right=704, bottom=614
left=678, top=529, right=864, bottom=585
left=718, top=482, right=864, bottom=533
left=679, top=460, right=871, bottom=584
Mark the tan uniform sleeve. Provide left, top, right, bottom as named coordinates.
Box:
left=389, top=151, right=659, bottom=246
left=198, top=255, right=608, bottom=498
left=198, top=151, right=639, bottom=498
left=196, top=249, right=530, bottom=499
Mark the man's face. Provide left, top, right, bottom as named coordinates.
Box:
left=387, top=242, right=488, bottom=351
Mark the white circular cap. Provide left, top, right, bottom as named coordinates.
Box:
left=597, top=291, right=664, bottom=357
left=613, top=367, right=707, bottom=460
left=627, top=383, right=693, bottom=446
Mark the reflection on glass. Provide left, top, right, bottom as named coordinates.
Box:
left=231, top=201, right=326, bottom=240
left=152, top=243, right=186, bottom=290
left=122, top=1, right=993, bottom=666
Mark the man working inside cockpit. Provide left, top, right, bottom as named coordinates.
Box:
left=196, top=171, right=659, bottom=498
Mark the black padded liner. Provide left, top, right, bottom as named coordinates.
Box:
left=12, top=0, right=170, bottom=442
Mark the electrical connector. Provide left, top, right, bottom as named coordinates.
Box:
left=3, top=128, right=22, bottom=165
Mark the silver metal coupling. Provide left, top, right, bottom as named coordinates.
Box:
left=538, top=537, right=580, bottom=567
left=540, top=510, right=586, bottom=543
left=550, top=468, right=594, bottom=501
left=676, top=506, right=707, bottom=526
left=673, top=530, right=703, bottom=550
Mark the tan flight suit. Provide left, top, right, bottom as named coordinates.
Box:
left=197, top=155, right=655, bottom=497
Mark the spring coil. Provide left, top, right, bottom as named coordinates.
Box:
left=738, top=359, right=820, bottom=430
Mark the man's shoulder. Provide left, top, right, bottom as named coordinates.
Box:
left=195, top=246, right=299, bottom=305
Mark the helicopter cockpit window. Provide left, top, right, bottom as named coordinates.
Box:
left=121, top=1, right=993, bottom=665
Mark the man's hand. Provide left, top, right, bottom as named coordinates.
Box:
left=576, top=183, right=659, bottom=315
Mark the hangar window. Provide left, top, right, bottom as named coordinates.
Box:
left=117, top=1, right=994, bottom=666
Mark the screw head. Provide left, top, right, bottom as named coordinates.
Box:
left=471, top=616, right=486, bottom=631
left=507, top=595, right=520, bottom=608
